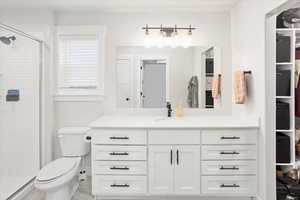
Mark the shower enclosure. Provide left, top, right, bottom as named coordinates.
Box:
left=0, top=23, right=43, bottom=200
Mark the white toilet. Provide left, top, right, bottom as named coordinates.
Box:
left=35, top=127, right=90, bottom=200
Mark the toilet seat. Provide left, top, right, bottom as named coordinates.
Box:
left=37, top=158, right=80, bottom=182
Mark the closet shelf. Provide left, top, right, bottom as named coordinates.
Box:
left=276, top=163, right=294, bottom=166
left=276, top=129, right=294, bottom=132
left=276, top=62, right=293, bottom=65
left=276, top=96, right=292, bottom=99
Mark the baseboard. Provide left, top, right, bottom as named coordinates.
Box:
left=7, top=179, right=35, bottom=200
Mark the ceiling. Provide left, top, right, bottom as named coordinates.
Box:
left=0, top=0, right=239, bottom=12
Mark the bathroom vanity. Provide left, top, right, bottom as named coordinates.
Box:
left=88, top=116, right=259, bottom=199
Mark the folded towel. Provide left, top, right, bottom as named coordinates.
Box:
left=212, top=74, right=221, bottom=99
left=234, top=71, right=247, bottom=104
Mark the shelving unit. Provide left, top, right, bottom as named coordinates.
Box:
left=276, top=28, right=296, bottom=166
left=202, top=47, right=214, bottom=109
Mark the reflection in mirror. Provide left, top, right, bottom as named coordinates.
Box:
left=116, top=46, right=221, bottom=109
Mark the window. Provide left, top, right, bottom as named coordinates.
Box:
left=55, top=26, right=105, bottom=101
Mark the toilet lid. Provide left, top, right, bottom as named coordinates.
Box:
left=37, top=158, right=78, bottom=182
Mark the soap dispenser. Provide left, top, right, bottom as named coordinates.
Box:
left=176, top=102, right=184, bottom=117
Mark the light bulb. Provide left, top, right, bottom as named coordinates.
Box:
left=157, top=32, right=165, bottom=48
left=144, top=33, right=152, bottom=48
left=182, top=34, right=192, bottom=48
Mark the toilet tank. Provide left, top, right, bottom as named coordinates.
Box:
left=58, top=127, right=90, bottom=157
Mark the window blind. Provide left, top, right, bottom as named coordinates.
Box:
left=58, top=36, right=98, bottom=88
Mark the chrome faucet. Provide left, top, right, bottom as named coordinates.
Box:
left=166, top=102, right=172, bottom=117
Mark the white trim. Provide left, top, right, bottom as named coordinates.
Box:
left=55, top=25, right=106, bottom=98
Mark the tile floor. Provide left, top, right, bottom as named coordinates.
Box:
left=22, top=177, right=93, bottom=200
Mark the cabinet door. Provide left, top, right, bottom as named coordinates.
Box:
left=174, top=145, right=200, bottom=194
left=149, top=146, right=174, bottom=194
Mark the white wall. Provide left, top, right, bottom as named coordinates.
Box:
left=54, top=11, right=232, bottom=117
left=230, top=0, right=288, bottom=199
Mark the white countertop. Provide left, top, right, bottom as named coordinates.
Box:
left=89, top=115, right=260, bottom=129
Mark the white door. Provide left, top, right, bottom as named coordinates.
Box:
left=174, top=146, right=200, bottom=194
left=149, top=146, right=174, bottom=194
left=142, top=61, right=166, bottom=108
left=116, top=57, right=133, bottom=108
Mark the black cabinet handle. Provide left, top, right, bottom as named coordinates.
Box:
left=170, top=150, right=173, bottom=165
left=110, top=166, right=130, bottom=170
left=220, top=166, right=239, bottom=170
left=110, top=184, right=130, bottom=188
left=220, top=136, right=240, bottom=140
left=109, top=136, right=129, bottom=140
left=109, top=152, right=129, bottom=156
left=220, top=151, right=240, bottom=155
left=176, top=150, right=179, bottom=165
left=220, top=184, right=240, bottom=188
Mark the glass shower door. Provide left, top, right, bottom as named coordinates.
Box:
left=0, top=28, right=41, bottom=200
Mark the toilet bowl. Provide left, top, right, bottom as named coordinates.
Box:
left=35, top=127, right=90, bottom=200
left=35, top=157, right=81, bottom=200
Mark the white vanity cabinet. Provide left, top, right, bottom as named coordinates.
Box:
left=91, top=129, right=147, bottom=196
left=201, top=129, right=257, bottom=196
left=90, top=126, right=258, bottom=199
left=149, top=145, right=200, bottom=194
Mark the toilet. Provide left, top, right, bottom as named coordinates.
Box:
left=35, top=127, right=90, bottom=200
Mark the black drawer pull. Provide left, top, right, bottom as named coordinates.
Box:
left=110, top=184, right=130, bottom=188
left=109, top=136, right=129, bottom=140
left=176, top=150, right=179, bottom=165
left=220, top=151, right=240, bottom=155
left=110, top=166, right=130, bottom=170
left=220, top=184, right=240, bottom=188
left=220, top=136, right=240, bottom=140
left=220, top=166, right=239, bottom=170
left=109, top=152, right=129, bottom=156
left=170, top=150, right=173, bottom=165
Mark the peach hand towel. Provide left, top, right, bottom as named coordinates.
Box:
left=212, top=74, right=221, bottom=99
left=234, top=71, right=247, bottom=104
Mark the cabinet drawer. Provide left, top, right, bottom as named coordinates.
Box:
left=201, top=161, right=256, bottom=175
left=201, top=145, right=256, bottom=160
left=93, top=161, right=147, bottom=175
left=201, top=176, right=256, bottom=195
left=93, top=175, right=147, bottom=195
left=149, top=130, right=200, bottom=144
left=91, top=129, right=147, bottom=145
left=202, top=129, right=257, bottom=145
left=93, top=146, right=147, bottom=161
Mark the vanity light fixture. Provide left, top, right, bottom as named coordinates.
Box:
left=142, top=24, right=196, bottom=48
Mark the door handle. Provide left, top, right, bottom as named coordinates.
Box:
left=170, top=149, right=173, bottom=165
left=176, top=150, right=179, bottom=165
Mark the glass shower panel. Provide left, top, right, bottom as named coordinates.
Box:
left=0, top=28, right=40, bottom=200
